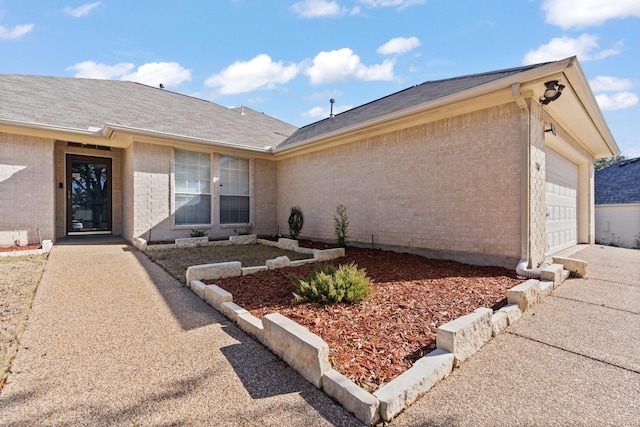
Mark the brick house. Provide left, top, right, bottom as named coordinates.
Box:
left=0, top=56, right=619, bottom=272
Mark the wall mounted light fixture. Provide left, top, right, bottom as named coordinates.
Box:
left=545, top=123, right=557, bottom=135
left=540, top=80, right=565, bottom=105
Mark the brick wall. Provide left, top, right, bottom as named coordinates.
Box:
left=130, top=141, right=173, bottom=241
left=128, top=143, right=278, bottom=242
left=0, top=133, right=55, bottom=245
left=277, top=103, right=523, bottom=268
left=251, top=158, right=278, bottom=236
left=529, top=102, right=547, bottom=266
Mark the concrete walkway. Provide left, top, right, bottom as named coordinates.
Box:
left=1, top=240, right=639, bottom=426
left=0, top=237, right=361, bottom=426
left=392, top=244, right=640, bottom=426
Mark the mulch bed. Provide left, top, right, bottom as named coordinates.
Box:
left=0, top=245, right=41, bottom=253
left=209, top=246, right=522, bottom=392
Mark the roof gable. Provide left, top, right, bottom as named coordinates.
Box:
left=279, top=62, right=551, bottom=148
left=595, top=157, right=640, bottom=204
left=0, top=74, right=297, bottom=150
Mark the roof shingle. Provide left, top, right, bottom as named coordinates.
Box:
left=0, top=74, right=297, bottom=150
left=595, top=157, right=640, bottom=204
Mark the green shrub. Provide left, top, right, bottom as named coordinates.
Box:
left=288, top=206, right=304, bottom=239
left=333, top=204, right=349, bottom=248
left=293, top=262, right=372, bottom=304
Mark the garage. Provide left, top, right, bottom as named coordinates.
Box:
left=545, top=148, right=579, bottom=254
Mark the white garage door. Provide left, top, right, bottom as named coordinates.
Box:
left=545, top=149, right=578, bottom=254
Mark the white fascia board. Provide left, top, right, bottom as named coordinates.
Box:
left=0, top=117, right=104, bottom=137
left=102, top=123, right=272, bottom=154
left=564, top=60, right=620, bottom=156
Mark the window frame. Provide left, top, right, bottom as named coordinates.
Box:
left=173, top=149, right=212, bottom=227
left=219, top=155, right=251, bottom=225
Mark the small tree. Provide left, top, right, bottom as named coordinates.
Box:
left=595, top=155, right=625, bottom=171
left=334, top=204, right=349, bottom=248
left=288, top=206, right=304, bottom=239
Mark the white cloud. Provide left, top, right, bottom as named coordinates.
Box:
left=67, top=61, right=134, bottom=79
left=542, top=0, right=640, bottom=29
left=305, top=48, right=395, bottom=84
left=595, top=92, right=639, bottom=110
left=291, top=0, right=348, bottom=17
left=589, top=76, right=634, bottom=92
left=121, top=62, right=192, bottom=87
left=0, top=23, right=34, bottom=40
left=377, top=36, right=420, bottom=55
left=522, top=34, right=621, bottom=64
left=67, top=61, right=191, bottom=87
left=64, top=2, right=101, bottom=17
left=359, top=0, right=425, bottom=9
left=205, top=54, right=299, bottom=94
left=302, top=103, right=353, bottom=118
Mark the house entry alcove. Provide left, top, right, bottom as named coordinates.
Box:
left=66, top=154, right=112, bottom=235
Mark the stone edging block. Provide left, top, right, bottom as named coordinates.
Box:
left=374, top=349, right=454, bottom=422
left=242, top=265, right=268, bottom=276
left=190, top=280, right=206, bottom=299
left=507, top=279, right=541, bottom=312
left=491, top=311, right=509, bottom=336
left=436, top=307, right=493, bottom=366
left=229, top=234, right=257, bottom=244
left=323, top=369, right=380, bottom=426
left=186, top=261, right=242, bottom=284
left=0, top=239, right=54, bottom=258
left=266, top=256, right=291, bottom=269
left=176, top=236, right=209, bottom=248
left=497, top=303, right=522, bottom=324
left=203, top=284, right=232, bottom=310
left=552, top=256, right=587, bottom=278
left=262, top=313, right=331, bottom=389
left=314, top=248, right=345, bottom=261
left=541, top=264, right=565, bottom=287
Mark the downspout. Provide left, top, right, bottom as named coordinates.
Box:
left=512, top=83, right=542, bottom=278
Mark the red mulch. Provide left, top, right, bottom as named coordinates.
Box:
left=209, top=246, right=522, bottom=392
left=0, top=244, right=41, bottom=253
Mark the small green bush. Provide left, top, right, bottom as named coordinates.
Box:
left=293, top=262, right=372, bottom=304
left=189, top=229, right=206, bottom=237
left=333, top=204, right=349, bottom=248
left=288, top=206, right=304, bottom=239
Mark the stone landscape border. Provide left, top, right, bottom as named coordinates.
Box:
left=0, top=240, right=53, bottom=258
left=139, top=235, right=586, bottom=425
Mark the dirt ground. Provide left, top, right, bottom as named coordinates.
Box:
left=143, top=244, right=313, bottom=284
left=0, top=254, right=48, bottom=389
left=209, top=246, right=522, bottom=392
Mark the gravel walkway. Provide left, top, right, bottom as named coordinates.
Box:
left=0, top=238, right=361, bottom=426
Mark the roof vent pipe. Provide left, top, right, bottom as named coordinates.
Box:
left=329, top=98, right=335, bottom=118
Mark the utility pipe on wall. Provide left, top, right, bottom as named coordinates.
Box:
left=512, top=83, right=542, bottom=278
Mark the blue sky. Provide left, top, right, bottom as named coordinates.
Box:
left=1, top=0, right=639, bottom=157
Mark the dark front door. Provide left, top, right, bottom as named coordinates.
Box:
left=66, top=155, right=112, bottom=235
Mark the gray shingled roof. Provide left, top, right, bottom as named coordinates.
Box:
left=595, top=157, right=640, bottom=204
left=0, top=74, right=297, bottom=150
left=279, top=62, right=551, bottom=148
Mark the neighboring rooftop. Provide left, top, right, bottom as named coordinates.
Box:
left=595, top=157, right=640, bottom=204
left=0, top=74, right=297, bottom=150
left=279, top=61, right=552, bottom=148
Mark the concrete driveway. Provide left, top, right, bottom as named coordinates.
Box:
left=391, top=244, right=640, bottom=426
left=1, top=240, right=638, bottom=426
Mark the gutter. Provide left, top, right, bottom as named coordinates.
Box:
left=512, top=83, right=542, bottom=278
left=0, top=117, right=105, bottom=137
left=101, top=123, right=274, bottom=154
